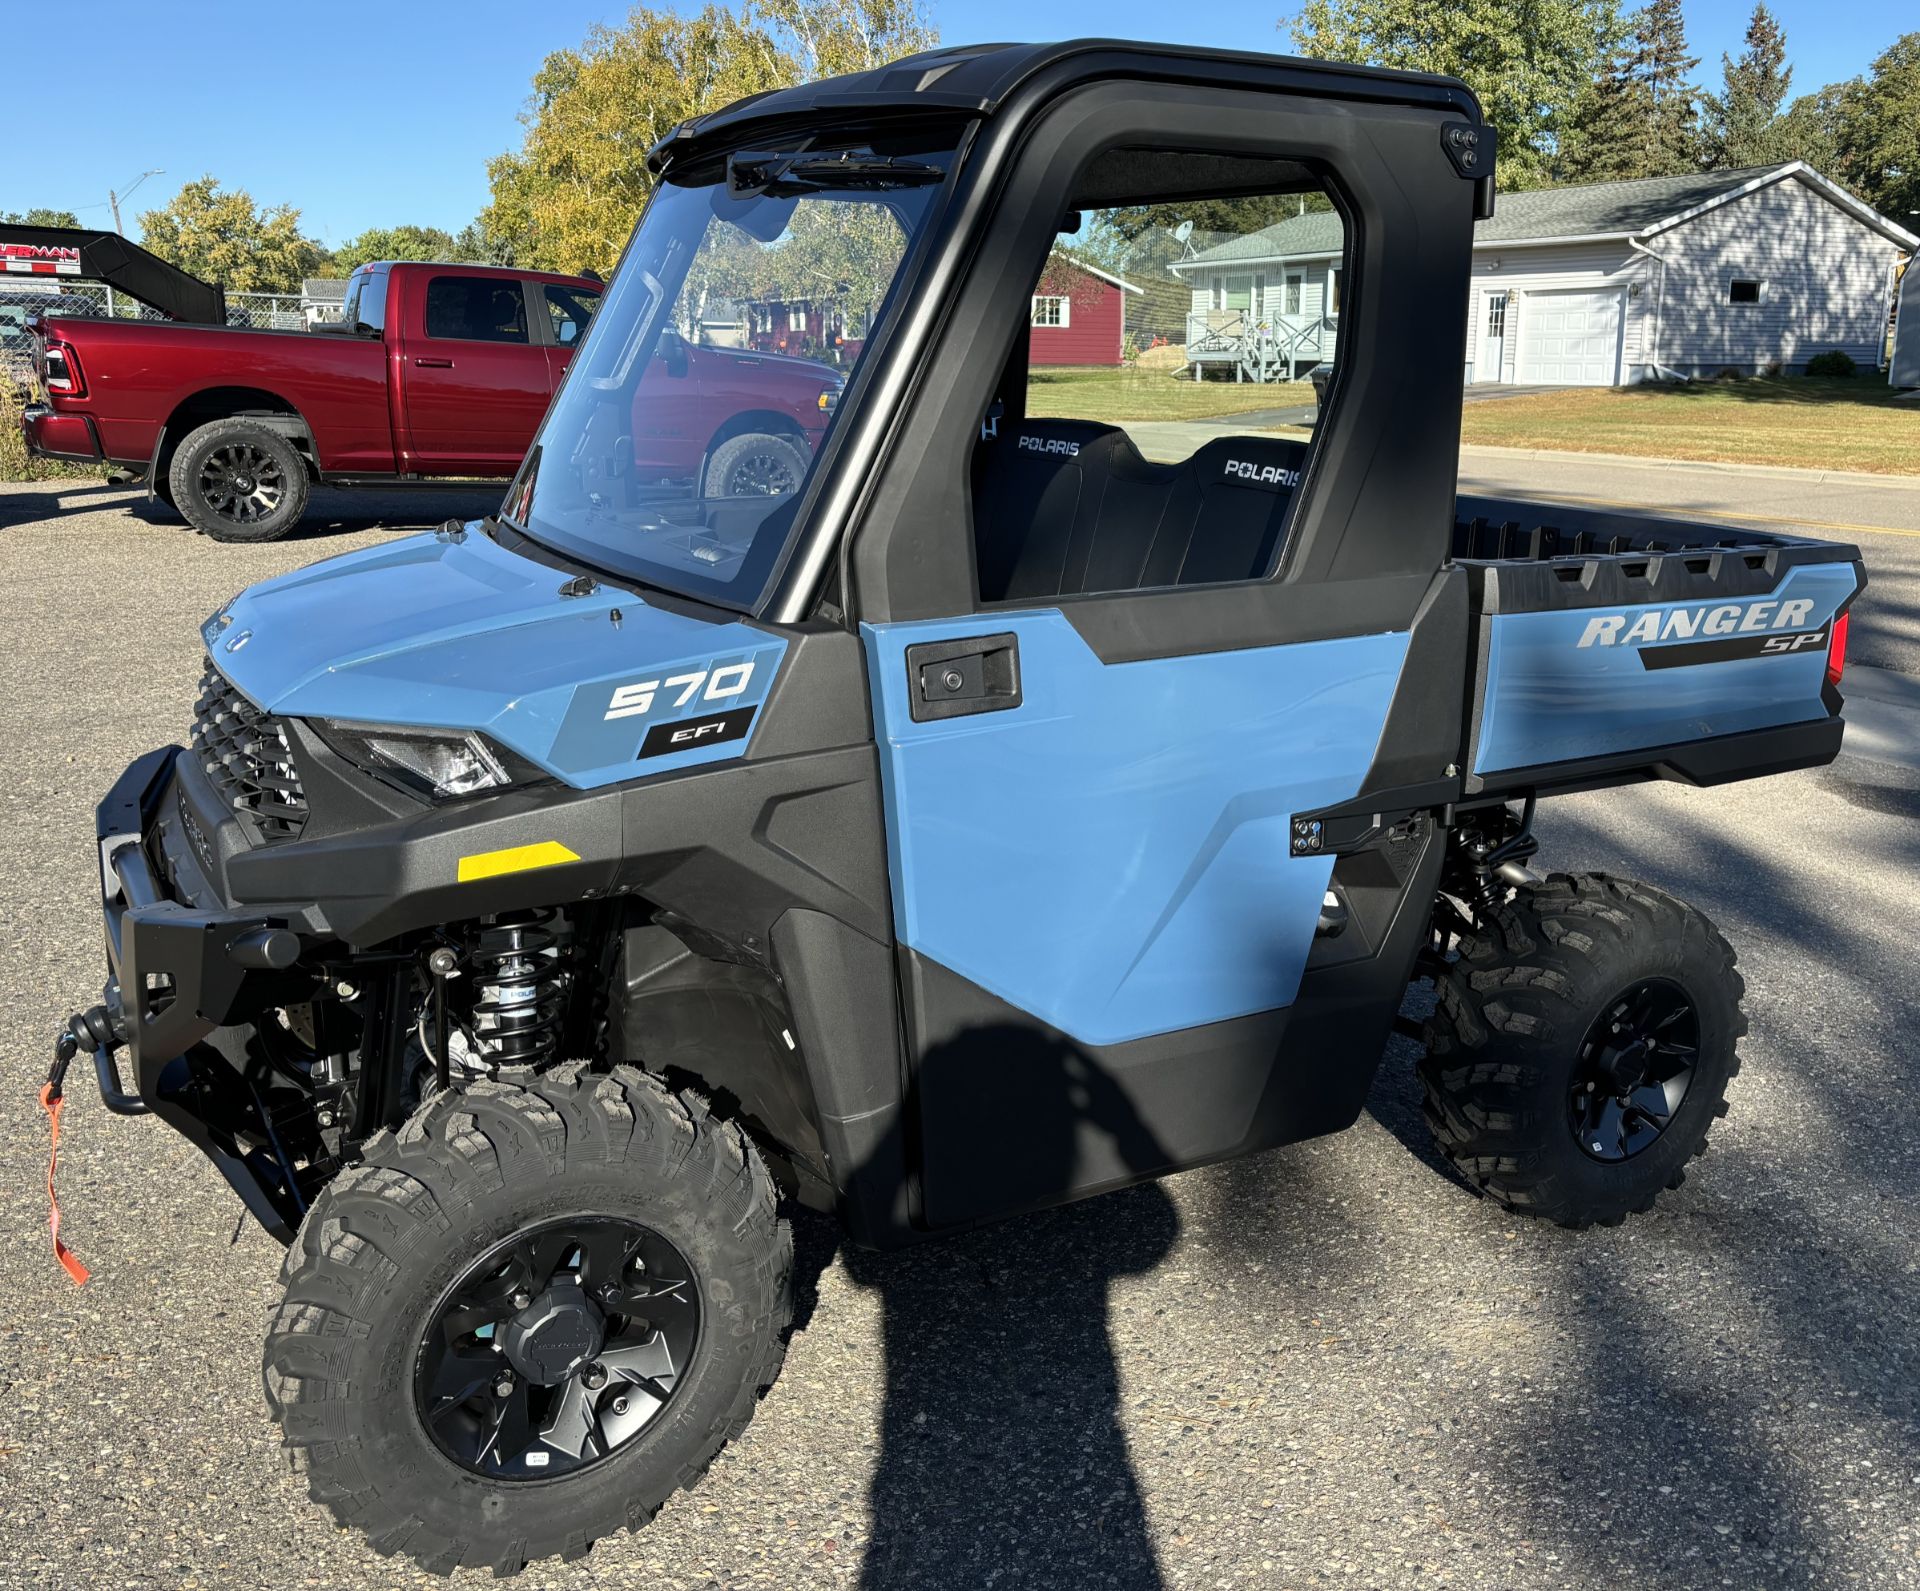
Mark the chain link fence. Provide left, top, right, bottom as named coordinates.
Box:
left=2, top=280, right=343, bottom=387
left=0, top=281, right=321, bottom=329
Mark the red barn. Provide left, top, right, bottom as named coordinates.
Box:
left=1027, top=251, right=1141, bottom=366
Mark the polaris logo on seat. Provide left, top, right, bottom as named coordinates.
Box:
left=1224, top=459, right=1300, bottom=487
left=1017, top=435, right=1079, bottom=457
left=1577, top=598, right=1816, bottom=649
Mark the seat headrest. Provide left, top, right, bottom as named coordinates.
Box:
left=986, top=418, right=1122, bottom=460
left=1190, top=435, right=1310, bottom=493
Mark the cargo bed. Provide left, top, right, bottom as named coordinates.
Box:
left=1450, top=495, right=1865, bottom=798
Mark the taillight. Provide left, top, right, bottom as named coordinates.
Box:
left=1826, top=610, right=1849, bottom=686
left=42, top=341, right=85, bottom=398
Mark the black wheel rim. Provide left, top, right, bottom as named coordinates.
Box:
left=197, top=442, right=286, bottom=524
left=725, top=450, right=797, bottom=496
left=414, top=1215, right=700, bottom=1480
left=1569, top=977, right=1700, bottom=1162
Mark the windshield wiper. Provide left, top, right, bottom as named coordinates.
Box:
left=729, top=151, right=946, bottom=196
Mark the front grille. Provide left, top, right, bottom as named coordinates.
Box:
left=190, top=661, right=308, bottom=842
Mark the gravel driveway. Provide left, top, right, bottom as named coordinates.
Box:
left=2, top=485, right=1916, bottom=1589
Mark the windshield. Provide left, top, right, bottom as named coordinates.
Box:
left=502, top=134, right=957, bottom=610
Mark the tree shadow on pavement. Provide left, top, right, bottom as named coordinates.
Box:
left=804, top=1026, right=1180, bottom=1591
left=0, top=477, right=126, bottom=530
left=1307, top=777, right=1920, bottom=1587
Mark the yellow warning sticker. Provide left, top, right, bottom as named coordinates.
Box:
left=456, top=840, right=582, bottom=883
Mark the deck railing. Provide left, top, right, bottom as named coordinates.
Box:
left=1183, top=311, right=1337, bottom=380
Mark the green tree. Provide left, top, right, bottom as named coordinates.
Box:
left=0, top=207, right=83, bottom=227
left=136, top=177, right=321, bottom=291
left=1282, top=0, right=1624, bottom=188
left=1832, top=32, right=1920, bottom=220
left=1702, top=3, right=1792, bottom=169
left=1561, top=0, right=1701, bottom=181
left=1096, top=194, right=1322, bottom=246
left=482, top=0, right=934, bottom=277
left=333, top=224, right=466, bottom=274
left=1640, top=0, right=1701, bottom=169
left=1773, top=86, right=1846, bottom=173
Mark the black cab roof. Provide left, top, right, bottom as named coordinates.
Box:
left=647, top=38, right=1484, bottom=174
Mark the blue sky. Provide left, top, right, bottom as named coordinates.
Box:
left=5, top=0, right=1906, bottom=246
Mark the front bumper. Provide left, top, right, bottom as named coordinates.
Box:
left=86, top=746, right=314, bottom=1239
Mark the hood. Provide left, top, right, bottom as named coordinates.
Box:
left=202, top=529, right=786, bottom=789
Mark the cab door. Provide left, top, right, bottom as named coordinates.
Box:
left=841, top=85, right=1477, bottom=1232
left=399, top=272, right=554, bottom=474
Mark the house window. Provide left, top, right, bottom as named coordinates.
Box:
left=1031, top=295, right=1070, bottom=328
left=786, top=306, right=804, bottom=331
left=1283, top=274, right=1303, bottom=316
left=1329, top=267, right=1342, bottom=315
left=1728, top=279, right=1764, bottom=305
left=1486, top=296, right=1507, bottom=338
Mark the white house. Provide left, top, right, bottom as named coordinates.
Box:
left=1174, top=163, right=1917, bottom=386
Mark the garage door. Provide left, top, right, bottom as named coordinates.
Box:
left=1517, top=289, right=1623, bottom=385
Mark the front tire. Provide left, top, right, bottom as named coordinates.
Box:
left=1420, top=872, right=1746, bottom=1229
left=702, top=430, right=809, bottom=499
left=169, top=417, right=311, bottom=542
left=264, top=1064, right=792, bottom=1576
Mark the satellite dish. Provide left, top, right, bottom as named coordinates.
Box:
left=1172, top=220, right=1194, bottom=243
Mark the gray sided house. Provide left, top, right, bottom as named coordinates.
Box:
left=1174, top=163, right=1916, bottom=386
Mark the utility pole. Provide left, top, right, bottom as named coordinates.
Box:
left=109, top=168, right=164, bottom=236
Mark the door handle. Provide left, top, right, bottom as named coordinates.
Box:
left=414, top=357, right=454, bottom=368
left=906, top=632, right=1021, bottom=723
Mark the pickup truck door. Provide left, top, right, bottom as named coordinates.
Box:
left=397, top=272, right=554, bottom=474
left=629, top=331, right=699, bottom=482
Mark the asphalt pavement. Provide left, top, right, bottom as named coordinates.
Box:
left=2, top=480, right=1918, bottom=1590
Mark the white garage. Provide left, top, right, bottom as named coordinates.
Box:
left=1178, top=163, right=1915, bottom=387
left=1515, top=288, right=1624, bottom=385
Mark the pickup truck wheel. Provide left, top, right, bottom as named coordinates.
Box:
left=168, top=418, right=310, bottom=542
left=263, top=1064, right=792, bottom=1576
left=703, top=430, right=809, bottom=498
left=1419, top=872, right=1746, bottom=1229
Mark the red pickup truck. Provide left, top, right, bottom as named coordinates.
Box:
left=21, top=260, right=844, bottom=542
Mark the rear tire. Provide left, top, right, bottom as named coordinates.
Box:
left=169, top=417, right=310, bottom=542
left=264, top=1064, right=792, bottom=1576
left=1420, top=872, right=1746, bottom=1228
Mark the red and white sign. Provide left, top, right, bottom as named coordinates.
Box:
left=1, top=242, right=82, bottom=276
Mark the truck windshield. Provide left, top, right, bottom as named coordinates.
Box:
left=501, top=135, right=956, bottom=610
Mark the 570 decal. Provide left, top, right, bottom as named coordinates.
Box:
left=604, top=662, right=755, bottom=721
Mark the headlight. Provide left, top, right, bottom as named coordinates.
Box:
left=311, top=721, right=541, bottom=802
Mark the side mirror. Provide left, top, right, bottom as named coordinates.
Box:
left=658, top=330, right=690, bottom=377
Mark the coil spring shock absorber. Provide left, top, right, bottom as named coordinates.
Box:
left=1456, top=795, right=1541, bottom=919
left=469, top=911, right=568, bottom=1069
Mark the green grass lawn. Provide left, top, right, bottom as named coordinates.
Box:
left=1459, top=377, right=1920, bottom=476
left=1027, top=365, right=1314, bottom=424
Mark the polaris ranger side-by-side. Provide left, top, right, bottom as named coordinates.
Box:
left=52, top=41, right=1862, bottom=1575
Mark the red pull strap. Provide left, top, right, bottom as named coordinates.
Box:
left=38, top=1081, right=90, bottom=1287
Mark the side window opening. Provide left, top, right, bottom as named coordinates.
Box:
left=425, top=275, right=530, bottom=344
left=972, top=149, right=1344, bottom=604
